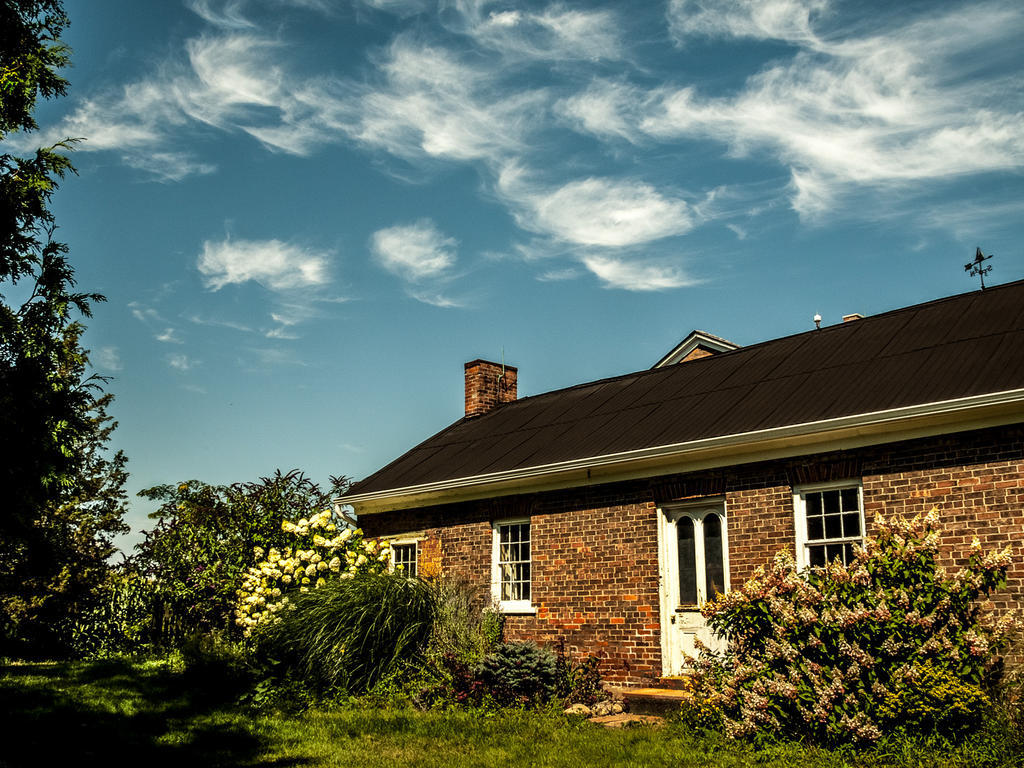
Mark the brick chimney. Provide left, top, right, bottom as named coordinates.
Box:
left=465, top=359, right=517, bottom=417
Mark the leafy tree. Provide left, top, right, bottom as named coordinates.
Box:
left=135, top=471, right=350, bottom=640
left=0, top=0, right=129, bottom=656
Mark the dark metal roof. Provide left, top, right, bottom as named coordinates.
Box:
left=346, top=281, right=1024, bottom=497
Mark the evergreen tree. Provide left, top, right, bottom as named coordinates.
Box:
left=0, top=0, right=129, bottom=656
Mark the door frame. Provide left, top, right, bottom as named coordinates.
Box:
left=656, top=496, right=730, bottom=676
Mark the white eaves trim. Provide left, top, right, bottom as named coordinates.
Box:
left=339, top=387, right=1024, bottom=515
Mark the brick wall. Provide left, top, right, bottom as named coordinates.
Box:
left=360, top=423, right=1024, bottom=684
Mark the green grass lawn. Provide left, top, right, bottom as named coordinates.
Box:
left=0, top=658, right=1019, bottom=768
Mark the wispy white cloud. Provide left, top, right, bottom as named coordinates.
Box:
left=406, top=289, right=464, bottom=308
left=123, top=152, right=217, bottom=182
left=567, top=2, right=1024, bottom=219
left=536, top=267, right=581, bottom=282
left=356, top=0, right=428, bottom=14
left=129, top=302, right=187, bottom=344
left=37, top=22, right=547, bottom=178
left=241, top=346, right=310, bottom=368
left=444, top=1, right=624, bottom=62
left=94, top=346, right=123, bottom=372
left=371, top=219, right=463, bottom=306
left=156, top=328, right=184, bottom=344
left=129, top=302, right=163, bottom=325
left=371, top=219, right=457, bottom=280
left=581, top=255, right=697, bottom=292
left=187, top=314, right=254, bottom=333
left=197, top=237, right=331, bottom=291
left=338, top=36, right=545, bottom=164
left=496, top=164, right=694, bottom=247
left=726, top=223, right=748, bottom=240
left=33, top=30, right=328, bottom=174
left=167, top=353, right=199, bottom=371
left=264, top=310, right=303, bottom=339
left=557, top=80, right=645, bottom=143
left=186, top=0, right=257, bottom=30
left=667, top=0, right=827, bottom=47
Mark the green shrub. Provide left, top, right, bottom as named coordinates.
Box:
left=255, top=571, right=435, bottom=694
left=479, top=642, right=558, bottom=706
left=691, top=508, right=1016, bottom=744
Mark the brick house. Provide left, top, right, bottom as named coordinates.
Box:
left=339, top=281, right=1024, bottom=685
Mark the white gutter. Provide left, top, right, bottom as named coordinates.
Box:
left=339, top=387, right=1024, bottom=515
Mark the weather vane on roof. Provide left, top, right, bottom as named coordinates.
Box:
left=965, top=247, right=993, bottom=290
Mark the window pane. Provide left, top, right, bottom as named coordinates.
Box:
left=842, top=543, right=854, bottom=564
left=825, top=514, right=842, bottom=539
left=823, top=544, right=838, bottom=564
left=677, top=516, right=697, bottom=605
left=823, top=490, right=840, bottom=515
left=842, top=513, right=861, bottom=538
left=520, top=541, right=530, bottom=561
left=808, top=544, right=826, bottom=568
left=808, top=492, right=822, bottom=515
left=841, top=487, right=859, bottom=512
left=703, top=514, right=725, bottom=599
left=807, top=515, right=824, bottom=540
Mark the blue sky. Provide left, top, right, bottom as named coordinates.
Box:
left=16, top=0, right=1024, bottom=549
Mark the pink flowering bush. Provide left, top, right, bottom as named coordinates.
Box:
left=688, top=508, right=1018, bottom=744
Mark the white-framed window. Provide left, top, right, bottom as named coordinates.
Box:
left=491, top=518, right=533, bottom=613
left=793, top=480, right=865, bottom=569
left=391, top=540, right=418, bottom=577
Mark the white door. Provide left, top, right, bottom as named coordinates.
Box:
left=658, top=502, right=729, bottom=676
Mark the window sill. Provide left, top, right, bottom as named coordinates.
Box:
left=497, top=603, right=536, bottom=615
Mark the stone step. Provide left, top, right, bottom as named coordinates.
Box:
left=608, top=686, right=691, bottom=717
left=590, top=713, right=665, bottom=728
left=656, top=675, right=693, bottom=691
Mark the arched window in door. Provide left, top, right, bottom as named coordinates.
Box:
left=676, top=516, right=697, bottom=606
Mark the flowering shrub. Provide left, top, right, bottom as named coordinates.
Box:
left=234, top=510, right=391, bottom=636
left=688, top=508, right=1017, bottom=744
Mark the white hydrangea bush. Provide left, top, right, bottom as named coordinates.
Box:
left=234, top=510, right=391, bottom=636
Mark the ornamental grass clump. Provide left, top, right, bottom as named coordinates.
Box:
left=687, top=507, right=1018, bottom=745
left=255, top=571, right=436, bottom=694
